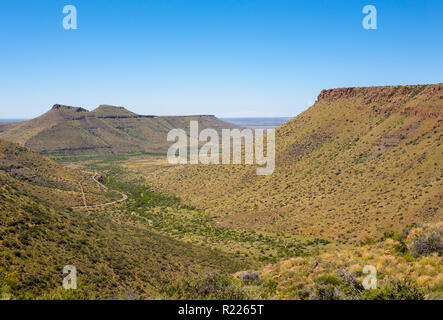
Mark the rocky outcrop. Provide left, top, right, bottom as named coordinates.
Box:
left=316, top=84, right=443, bottom=103
left=317, top=87, right=356, bottom=101
left=52, top=104, right=89, bottom=113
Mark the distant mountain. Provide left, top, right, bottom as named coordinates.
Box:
left=141, top=84, right=443, bottom=241
left=221, top=117, right=293, bottom=129
left=0, top=119, right=29, bottom=123
left=0, top=105, right=238, bottom=156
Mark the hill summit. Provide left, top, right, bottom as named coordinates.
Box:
left=90, top=105, right=140, bottom=118
left=0, top=105, right=237, bottom=156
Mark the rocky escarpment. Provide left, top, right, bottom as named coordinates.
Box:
left=317, top=87, right=357, bottom=101
left=316, top=84, right=443, bottom=118
left=317, top=84, right=443, bottom=103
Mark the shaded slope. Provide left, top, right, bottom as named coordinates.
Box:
left=0, top=139, right=117, bottom=208
left=0, top=139, right=248, bottom=299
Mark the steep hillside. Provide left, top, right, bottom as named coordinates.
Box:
left=0, top=139, right=248, bottom=299
left=0, top=105, right=238, bottom=156
left=0, top=139, right=119, bottom=208
left=125, top=84, right=443, bottom=242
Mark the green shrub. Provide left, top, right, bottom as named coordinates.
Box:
left=163, top=272, right=252, bottom=300
left=311, top=275, right=343, bottom=300
left=361, top=280, right=424, bottom=300
left=410, top=229, right=442, bottom=256
left=393, top=240, right=409, bottom=255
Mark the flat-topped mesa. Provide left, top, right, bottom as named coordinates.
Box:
left=96, top=104, right=130, bottom=111
left=316, top=84, right=443, bottom=103
left=195, top=114, right=216, bottom=118
left=91, top=104, right=139, bottom=118
left=314, top=84, right=443, bottom=120
left=0, top=102, right=239, bottom=155
left=162, top=115, right=216, bottom=118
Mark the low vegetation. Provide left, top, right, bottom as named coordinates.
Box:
left=0, top=142, right=249, bottom=299
left=164, top=223, right=442, bottom=300
left=1, top=84, right=442, bottom=300
left=131, top=84, right=443, bottom=242
left=95, top=166, right=333, bottom=265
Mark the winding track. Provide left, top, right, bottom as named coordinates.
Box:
left=73, top=172, right=128, bottom=209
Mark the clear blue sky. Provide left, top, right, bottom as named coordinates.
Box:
left=0, top=0, right=442, bottom=118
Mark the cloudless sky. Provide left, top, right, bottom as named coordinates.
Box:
left=0, top=0, right=442, bottom=118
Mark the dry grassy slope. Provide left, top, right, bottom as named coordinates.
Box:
left=0, top=139, right=118, bottom=208
left=138, top=84, right=443, bottom=242
left=255, top=222, right=443, bottom=300
left=0, top=139, right=248, bottom=299
left=0, top=104, right=238, bottom=155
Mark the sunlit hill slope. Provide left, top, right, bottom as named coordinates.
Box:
left=0, top=104, right=238, bottom=156
left=132, top=84, right=443, bottom=242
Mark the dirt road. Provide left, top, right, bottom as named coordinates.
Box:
left=73, top=172, right=128, bottom=209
